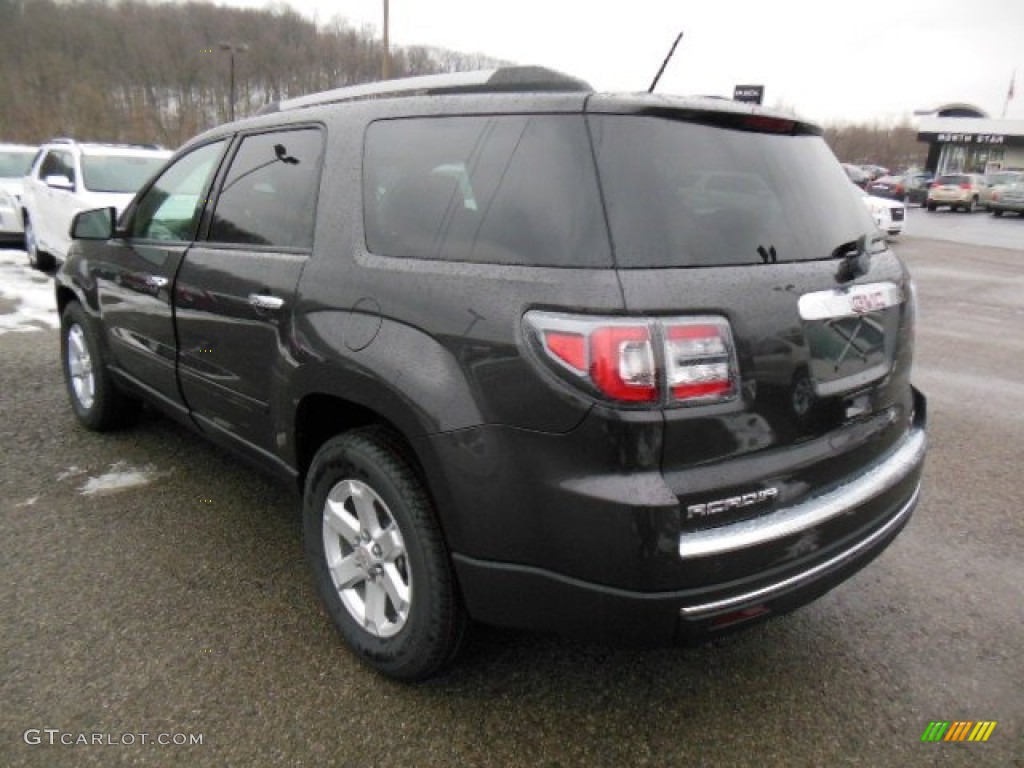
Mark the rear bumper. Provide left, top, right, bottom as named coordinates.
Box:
left=448, top=390, right=927, bottom=644
left=989, top=199, right=1024, bottom=213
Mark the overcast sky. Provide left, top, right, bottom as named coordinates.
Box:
left=211, top=0, right=1024, bottom=125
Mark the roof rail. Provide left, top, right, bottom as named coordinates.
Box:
left=45, top=138, right=167, bottom=151
left=258, top=66, right=592, bottom=115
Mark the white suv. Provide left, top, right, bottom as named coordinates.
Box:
left=0, top=143, right=38, bottom=247
left=21, top=139, right=170, bottom=268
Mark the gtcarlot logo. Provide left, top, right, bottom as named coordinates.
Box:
left=23, top=729, right=204, bottom=747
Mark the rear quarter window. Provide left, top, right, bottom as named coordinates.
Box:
left=362, top=115, right=611, bottom=268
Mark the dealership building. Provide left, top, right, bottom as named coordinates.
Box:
left=916, top=104, right=1024, bottom=175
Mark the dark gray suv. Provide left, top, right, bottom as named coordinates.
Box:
left=57, top=67, right=926, bottom=680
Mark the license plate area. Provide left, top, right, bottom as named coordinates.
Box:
left=797, top=282, right=903, bottom=396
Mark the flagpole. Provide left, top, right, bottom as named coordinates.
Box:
left=1003, top=69, right=1015, bottom=119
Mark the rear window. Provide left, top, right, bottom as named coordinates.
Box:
left=363, top=115, right=611, bottom=268
left=82, top=155, right=167, bottom=193
left=589, top=115, right=877, bottom=268
left=936, top=174, right=969, bottom=185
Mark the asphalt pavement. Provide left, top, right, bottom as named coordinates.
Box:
left=1, top=224, right=1021, bottom=766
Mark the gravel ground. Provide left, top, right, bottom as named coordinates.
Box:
left=0, top=237, right=1021, bottom=767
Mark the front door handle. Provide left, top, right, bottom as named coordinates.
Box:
left=248, top=293, right=285, bottom=311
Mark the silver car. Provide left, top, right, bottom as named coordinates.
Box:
left=0, top=143, right=38, bottom=246
left=988, top=175, right=1024, bottom=217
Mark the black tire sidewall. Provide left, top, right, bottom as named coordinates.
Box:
left=303, top=431, right=459, bottom=680
left=60, top=302, right=134, bottom=430
left=25, top=218, right=54, bottom=271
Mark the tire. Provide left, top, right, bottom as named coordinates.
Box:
left=965, top=197, right=977, bottom=213
left=992, top=210, right=1003, bottom=217
left=60, top=302, right=142, bottom=430
left=24, top=216, right=55, bottom=271
left=304, top=427, right=466, bottom=681
left=926, top=203, right=936, bottom=212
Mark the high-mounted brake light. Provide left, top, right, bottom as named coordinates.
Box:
left=526, top=312, right=738, bottom=406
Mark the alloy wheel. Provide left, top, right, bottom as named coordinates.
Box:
left=321, top=479, right=412, bottom=638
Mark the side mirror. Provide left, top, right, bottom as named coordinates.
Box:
left=44, top=174, right=74, bottom=191
left=70, top=207, right=116, bottom=240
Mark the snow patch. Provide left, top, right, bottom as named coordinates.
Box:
left=16, top=496, right=39, bottom=507
left=57, top=466, right=86, bottom=481
left=79, top=461, right=161, bottom=496
left=0, top=249, right=59, bottom=334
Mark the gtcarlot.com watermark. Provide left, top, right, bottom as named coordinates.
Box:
left=24, top=729, right=203, bottom=747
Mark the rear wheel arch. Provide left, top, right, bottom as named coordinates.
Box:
left=293, top=392, right=431, bottom=498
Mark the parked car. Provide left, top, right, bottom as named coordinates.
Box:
left=866, top=173, right=931, bottom=206
left=0, top=143, right=37, bottom=247
left=857, top=185, right=906, bottom=236
left=20, top=138, right=171, bottom=269
left=925, top=173, right=984, bottom=212
left=842, top=163, right=870, bottom=188
left=859, top=164, right=890, bottom=182
left=988, top=176, right=1024, bottom=217
left=980, top=170, right=1024, bottom=209
left=57, top=67, right=927, bottom=681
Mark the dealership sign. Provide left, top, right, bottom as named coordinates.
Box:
left=733, top=85, right=764, bottom=104
left=936, top=133, right=1006, bottom=144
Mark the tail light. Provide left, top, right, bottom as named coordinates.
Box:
left=524, top=312, right=738, bottom=406
left=930, top=182, right=941, bottom=188
left=992, top=190, right=1000, bottom=201
left=895, top=184, right=905, bottom=195
left=959, top=182, right=971, bottom=190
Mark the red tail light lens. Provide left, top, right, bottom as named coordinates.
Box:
left=526, top=312, right=738, bottom=406
left=665, top=321, right=736, bottom=402
left=895, top=184, right=905, bottom=195
left=959, top=182, right=971, bottom=190
left=543, top=332, right=587, bottom=373
left=930, top=182, right=940, bottom=188
left=590, top=326, right=656, bottom=401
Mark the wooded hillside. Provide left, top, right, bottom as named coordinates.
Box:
left=0, top=0, right=927, bottom=168
left=0, top=0, right=504, bottom=147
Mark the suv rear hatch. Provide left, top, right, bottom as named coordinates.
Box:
left=585, top=98, right=917, bottom=534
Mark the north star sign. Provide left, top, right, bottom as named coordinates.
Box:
left=937, top=133, right=1006, bottom=144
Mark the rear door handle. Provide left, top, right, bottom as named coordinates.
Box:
left=248, top=293, right=285, bottom=311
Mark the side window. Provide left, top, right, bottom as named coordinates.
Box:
left=39, top=151, right=67, bottom=181
left=362, top=115, right=611, bottom=268
left=130, top=141, right=226, bottom=242
left=59, top=152, right=77, bottom=185
left=208, top=128, right=324, bottom=249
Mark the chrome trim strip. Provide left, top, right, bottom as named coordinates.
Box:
left=678, top=427, right=926, bottom=559
left=797, top=281, right=902, bottom=321
left=679, top=484, right=919, bottom=618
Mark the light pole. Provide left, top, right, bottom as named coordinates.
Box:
left=381, top=0, right=390, bottom=80
left=219, top=42, right=249, bottom=122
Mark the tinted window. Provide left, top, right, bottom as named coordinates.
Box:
left=0, top=150, right=35, bottom=178
left=936, top=175, right=969, bottom=185
left=208, top=129, right=323, bottom=249
left=81, top=155, right=167, bottom=193
left=130, top=141, right=226, bottom=241
left=589, top=115, right=877, bottom=268
left=363, top=115, right=611, bottom=268
left=40, top=151, right=75, bottom=184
